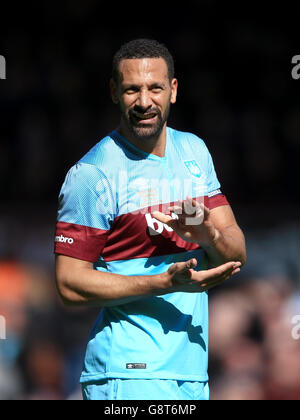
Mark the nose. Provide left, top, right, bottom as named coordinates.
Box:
left=136, top=88, right=152, bottom=110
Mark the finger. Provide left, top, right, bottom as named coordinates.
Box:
left=168, top=205, right=183, bottom=215
left=184, top=198, right=208, bottom=226
left=169, top=205, right=201, bottom=218
left=186, top=258, right=198, bottom=269
left=202, top=267, right=241, bottom=290
left=205, top=262, right=236, bottom=279
left=197, top=267, right=241, bottom=291
left=168, top=258, right=197, bottom=276
left=212, top=261, right=241, bottom=275
left=168, top=197, right=199, bottom=218
left=184, top=196, right=199, bottom=216
left=168, top=205, right=204, bottom=225
left=152, top=211, right=173, bottom=224
left=192, top=261, right=240, bottom=283
left=188, top=197, right=210, bottom=219
left=169, top=197, right=207, bottom=216
left=202, top=204, right=210, bottom=220
left=168, top=199, right=195, bottom=215
left=152, top=211, right=182, bottom=232
left=188, top=196, right=200, bottom=207
left=173, top=258, right=198, bottom=274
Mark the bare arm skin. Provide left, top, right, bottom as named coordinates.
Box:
left=55, top=255, right=241, bottom=307
left=200, top=204, right=246, bottom=267
left=55, top=197, right=245, bottom=308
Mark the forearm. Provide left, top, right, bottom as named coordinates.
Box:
left=56, top=265, right=165, bottom=307
left=55, top=254, right=244, bottom=307
left=201, top=225, right=246, bottom=268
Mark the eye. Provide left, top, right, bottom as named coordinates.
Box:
left=124, top=86, right=139, bottom=95
left=125, top=90, right=136, bottom=95
left=151, top=86, right=163, bottom=94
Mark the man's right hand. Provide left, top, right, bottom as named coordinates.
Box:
left=161, top=258, right=241, bottom=293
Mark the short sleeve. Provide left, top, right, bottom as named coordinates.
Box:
left=205, top=147, right=229, bottom=210
left=54, top=163, right=116, bottom=262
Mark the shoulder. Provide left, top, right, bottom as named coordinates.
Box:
left=169, top=127, right=207, bottom=146
left=62, top=131, right=123, bottom=186
left=168, top=127, right=211, bottom=157
left=78, top=132, right=121, bottom=169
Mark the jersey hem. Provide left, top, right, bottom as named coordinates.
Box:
left=79, top=371, right=209, bottom=384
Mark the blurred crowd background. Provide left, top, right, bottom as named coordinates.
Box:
left=1, top=1, right=300, bottom=400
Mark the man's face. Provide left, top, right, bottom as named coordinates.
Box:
left=110, top=58, right=177, bottom=141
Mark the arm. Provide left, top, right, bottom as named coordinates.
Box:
left=199, top=204, right=246, bottom=267
left=55, top=254, right=163, bottom=307
left=55, top=254, right=241, bottom=307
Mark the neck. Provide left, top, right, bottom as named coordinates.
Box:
left=118, top=122, right=167, bottom=157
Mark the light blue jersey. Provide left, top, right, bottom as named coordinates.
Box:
left=54, top=127, right=228, bottom=384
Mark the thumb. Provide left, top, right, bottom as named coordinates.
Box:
left=152, top=211, right=178, bottom=229
left=203, top=204, right=210, bottom=220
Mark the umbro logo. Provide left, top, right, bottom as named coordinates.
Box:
left=55, top=234, right=74, bottom=245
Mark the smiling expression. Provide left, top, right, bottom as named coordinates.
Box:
left=111, top=57, right=178, bottom=142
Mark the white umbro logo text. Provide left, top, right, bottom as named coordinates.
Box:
left=55, top=234, right=74, bottom=245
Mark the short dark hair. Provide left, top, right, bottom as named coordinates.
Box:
left=112, top=38, right=175, bottom=84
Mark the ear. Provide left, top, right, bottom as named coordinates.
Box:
left=170, top=78, right=178, bottom=104
left=110, top=78, right=119, bottom=104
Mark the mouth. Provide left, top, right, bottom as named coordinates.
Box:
left=131, top=111, right=158, bottom=124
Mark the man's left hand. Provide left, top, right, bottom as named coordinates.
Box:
left=152, top=196, right=219, bottom=247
